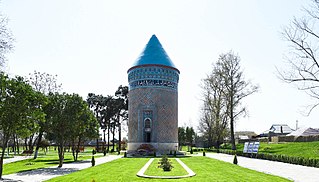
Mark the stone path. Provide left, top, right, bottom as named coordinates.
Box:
left=205, top=152, right=319, bottom=182
left=1, top=155, right=122, bottom=182
left=3, top=156, right=33, bottom=164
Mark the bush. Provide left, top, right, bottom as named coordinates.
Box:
left=137, top=144, right=155, bottom=152
left=233, top=154, right=238, bottom=165
left=158, top=155, right=173, bottom=171
left=91, top=156, right=95, bottom=166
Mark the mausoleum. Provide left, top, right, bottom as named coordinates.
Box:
left=127, top=35, right=180, bottom=153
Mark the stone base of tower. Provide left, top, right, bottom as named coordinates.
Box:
left=127, top=142, right=178, bottom=154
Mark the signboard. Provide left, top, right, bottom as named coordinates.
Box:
left=243, top=141, right=260, bottom=154
left=243, top=142, right=249, bottom=153
left=252, top=142, right=260, bottom=154
left=247, top=142, right=254, bottom=153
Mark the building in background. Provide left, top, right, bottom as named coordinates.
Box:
left=261, top=124, right=294, bottom=137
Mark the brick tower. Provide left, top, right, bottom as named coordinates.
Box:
left=127, top=35, right=180, bottom=153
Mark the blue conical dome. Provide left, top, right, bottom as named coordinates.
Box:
left=129, top=35, right=178, bottom=72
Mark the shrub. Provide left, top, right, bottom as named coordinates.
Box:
left=158, top=155, right=173, bottom=171
left=91, top=156, right=95, bottom=166
left=303, top=158, right=310, bottom=166
left=233, top=154, right=238, bottom=165
left=313, top=159, right=318, bottom=167
left=298, top=157, right=303, bottom=165
left=137, top=144, right=155, bottom=152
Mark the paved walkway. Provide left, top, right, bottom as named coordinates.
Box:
left=3, top=156, right=33, bottom=164
left=1, top=155, right=122, bottom=182
left=205, top=153, right=319, bottom=182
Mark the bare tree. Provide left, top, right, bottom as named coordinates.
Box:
left=0, top=14, right=14, bottom=70
left=199, top=66, right=228, bottom=149
left=27, top=71, right=62, bottom=94
left=215, top=51, right=258, bottom=150
left=26, top=71, right=62, bottom=159
left=279, top=0, right=319, bottom=114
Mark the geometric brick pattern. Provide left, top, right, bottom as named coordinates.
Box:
left=128, top=66, right=179, bottom=151
left=128, top=87, right=178, bottom=143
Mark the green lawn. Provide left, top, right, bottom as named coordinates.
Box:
left=3, top=149, right=103, bottom=175
left=144, top=158, right=188, bottom=176
left=231, top=141, right=319, bottom=159
left=47, top=157, right=290, bottom=182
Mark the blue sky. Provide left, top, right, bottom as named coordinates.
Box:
left=2, top=0, right=316, bottom=134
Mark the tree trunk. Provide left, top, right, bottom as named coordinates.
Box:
left=96, top=138, right=99, bottom=152
left=230, top=96, right=236, bottom=151
left=16, top=135, right=20, bottom=154
left=0, top=139, right=8, bottom=179
left=103, top=129, right=106, bottom=143
left=76, top=137, right=81, bottom=161
left=34, top=131, right=43, bottom=159
left=118, top=120, right=121, bottom=154
left=0, top=149, right=5, bottom=180
left=24, top=137, right=28, bottom=151
left=208, top=127, right=213, bottom=148
left=28, top=134, right=34, bottom=152
left=72, top=140, right=76, bottom=161
left=13, top=134, right=16, bottom=155
left=58, top=144, right=64, bottom=168
left=107, top=123, right=110, bottom=152
left=112, top=124, right=115, bottom=152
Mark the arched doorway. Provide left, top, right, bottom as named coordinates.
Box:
left=144, top=118, right=152, bottom=142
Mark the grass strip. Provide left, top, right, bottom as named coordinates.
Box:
left=47, top=156, right=290, bottom=182
left=219, top=141, right=319, bottom=159
left=144, top=158, right=188, bottom=176
left=3, top=151, right=103, bottom=175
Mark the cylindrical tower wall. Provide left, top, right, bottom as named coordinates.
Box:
left=127, top=65, right=179, bottom=152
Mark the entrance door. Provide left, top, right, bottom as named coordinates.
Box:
left=144, top=118, right=152, bottom=142
left=146, top=132, right=151, bottom=143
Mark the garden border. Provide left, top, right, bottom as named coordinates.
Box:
left=136, top=158, right=196, bottom=179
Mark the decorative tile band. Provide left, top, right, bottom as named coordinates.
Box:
left=128, top=66, right=179, bottom=91
left=129, top=79, right=177, bottom=90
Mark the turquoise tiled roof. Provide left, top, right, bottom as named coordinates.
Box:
left=130, top=35, right=178, bottom=70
